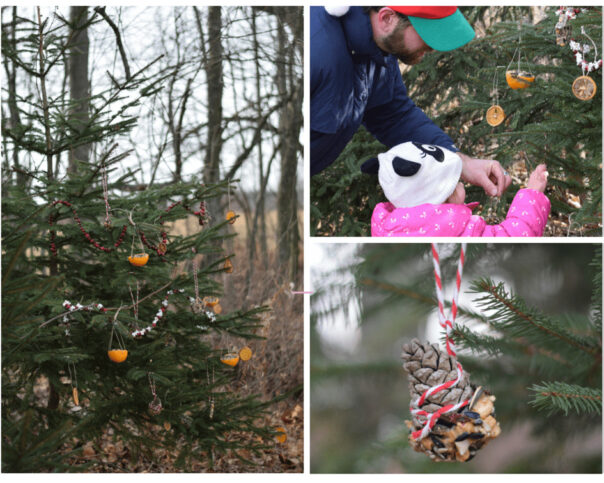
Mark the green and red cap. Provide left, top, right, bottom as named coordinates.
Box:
left=388, top=6, right=475, bottom=51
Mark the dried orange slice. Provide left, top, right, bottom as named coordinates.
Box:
left=239, top=346, right=252, bottom=361
left=572, top=75, right=596, bottom=101
left=213, top=303, right=222, bottom=314
left=274, top=426, right=287, bottom=444
left=506, top=70, right=535, bottom=89
left=128, top=253, right=149, bottom=266
left=226, top=210, right=237, bottom=224
left=220, top=353, right=239, bottom=367
left=203, top=296, right=220, bottom=308
left=108, top=349, right=128, bottom=363
left=224, top=258, right=233, bottom=273
left=486, top=105, right=505, bottom=127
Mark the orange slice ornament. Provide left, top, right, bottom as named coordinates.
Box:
left=572, top=75, right=597, bottom=101
left=274, top=426, right=287, bottom=444
left=128, top=253, right=149, bottom=266
left=486, top=105, right=505, bottom=127
left=224, top=258, right=233, bottom=273
left=239, top=346, right=252, bottom=361
left=226, top=210, right=237, bottom=224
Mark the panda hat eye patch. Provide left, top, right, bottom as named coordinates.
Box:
left=392, top=156, right=421, bottom=177
left=412, top=141, right=445, bottom=162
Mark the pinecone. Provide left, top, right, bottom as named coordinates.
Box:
left=402, top=338, right=501, bottom=462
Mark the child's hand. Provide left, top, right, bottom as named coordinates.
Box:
left=527, top=164, right=548, bottom=193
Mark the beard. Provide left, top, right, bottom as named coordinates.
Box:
left=380, top=24, right=428, bottom=65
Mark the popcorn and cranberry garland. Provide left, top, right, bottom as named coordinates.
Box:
left=130, top=288, right=217, bottom=338
left=569, top=37, right=602, bottom=75
left=61, top=289, right=217, bottom=338
left=554, top=7, right=601, bottom=101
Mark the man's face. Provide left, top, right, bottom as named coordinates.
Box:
left=380, top=19, right=433, bottom=65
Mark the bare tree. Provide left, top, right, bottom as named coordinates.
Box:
left=275, top=8, right=303, bottom=283
left=67, top=6, right=90, bottom=173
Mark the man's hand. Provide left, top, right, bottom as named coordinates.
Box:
left=458, top=152, right=512, bottom=197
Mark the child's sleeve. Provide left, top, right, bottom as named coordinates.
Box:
left=481, top=189, right=551, bottom=237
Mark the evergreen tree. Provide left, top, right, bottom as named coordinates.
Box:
left=310, top=244, right=601, bottom=473
left=2, top=8, right=279, bottom=472
left=311, top=6, right=602, bottom=236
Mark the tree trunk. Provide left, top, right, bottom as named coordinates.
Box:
left=3, top=7, right=26, bottom=186
left=201, top=6, right=224, bottom=268
left=275, top=9, right=303, bottom=283
left=68, top=6, right=90, bottom=174
left=204, top=6, right=223, bottom=185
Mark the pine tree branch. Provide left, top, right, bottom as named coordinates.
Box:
left=37, top=281, right=173, bottom=330
left=360, top=278, right=435, bottom=305
left=474, top=279, right=599, bottom=358
left=529, top=382, right=602, bottom=416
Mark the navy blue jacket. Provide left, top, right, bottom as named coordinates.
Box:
left=311, top=6, right=457, bottom=175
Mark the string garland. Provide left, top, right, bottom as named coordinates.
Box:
left=49, top=199, right=207, bottom=258
left=569, top=36, right=602, bottom=75
left=555, top=7, right=602, bottom=74
left=49, top=200, right=127, bottom=255
left=409, top=243, right=469, bottom=440
left=61, top=288, right=217, bottom=339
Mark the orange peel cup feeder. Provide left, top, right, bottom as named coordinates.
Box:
left=505, top=70, right=535, bottom=89
left=128, top=253, right=149, bottom=267
left=108, top=311, right=128, bottom=363
left=506, top=39, right=535, bottom=90
left=220, top=353, right=240, bottom=367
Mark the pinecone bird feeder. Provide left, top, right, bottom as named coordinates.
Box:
left=401, top=244, right=501, bottom=462
left=402, top=339, right=500, bottom=462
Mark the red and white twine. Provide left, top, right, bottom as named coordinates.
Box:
left=410, top=243, right=469, bottom=440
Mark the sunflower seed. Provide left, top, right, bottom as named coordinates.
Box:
left=469, top=386, right=483, bottom=410
left=430, top=434, right=445, bottom=448
left=462, top=410, right=481, bottom=420
left=455, top=432, right=470, bottom=442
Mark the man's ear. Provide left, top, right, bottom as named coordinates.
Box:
left=361, top=157, right=379, bottom=175
left=376, top=7, right=399, bottom=35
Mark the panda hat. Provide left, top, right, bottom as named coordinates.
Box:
left=362, top=141, right=462, bottom=208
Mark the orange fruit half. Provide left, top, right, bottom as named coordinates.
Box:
left=220, top=353, right=239, bottom=367
left=108, top=349, right=128, bottom=363
left=128, top=253, right=149, bottom=266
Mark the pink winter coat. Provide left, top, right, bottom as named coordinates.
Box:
left=371, top=188, right=550, bottom=237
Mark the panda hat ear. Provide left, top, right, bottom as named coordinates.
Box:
left=325, top=6, right=350, bottom=16
left=361, top=157, right=379, bottom=175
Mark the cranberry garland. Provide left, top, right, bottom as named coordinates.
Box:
left=139, top=201, right=208, bottom=257
left=49, top=199, right=207, bottom=258
left=49, top=200, right=127, bottom=256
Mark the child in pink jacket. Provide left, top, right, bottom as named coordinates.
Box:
left=364, top=141, right=550, bottom=237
